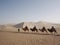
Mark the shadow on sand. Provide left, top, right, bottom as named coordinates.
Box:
left=55, top=34, right=60, bottom=36
left=0, top=31, right=60, bottom=36
left=13, top=32, right=60, bottom=36
left=13, top=32, right=53, bottom=35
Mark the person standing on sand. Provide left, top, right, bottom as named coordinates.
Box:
left=18, top=28, right=20, bottom=32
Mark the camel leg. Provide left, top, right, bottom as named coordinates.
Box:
left=51, top=32, right=53, bottom=35
left=28, top=30, right=29, bottom=32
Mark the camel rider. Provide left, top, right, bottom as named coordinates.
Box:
left=51, top=26, right=57, bottom=33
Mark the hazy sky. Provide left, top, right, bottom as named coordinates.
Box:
left=0, top=0, right=60, bottom=24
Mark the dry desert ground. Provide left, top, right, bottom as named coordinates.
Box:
left=0, top=30, right=60, bottom=45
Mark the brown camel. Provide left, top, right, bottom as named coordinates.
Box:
left=30, top=26, right=38, bottom=32
left=39, top=27, right=47, bottom=33
left=47, top=26, right=57, bottom=34
left=22, top=26, right=29, bottom=32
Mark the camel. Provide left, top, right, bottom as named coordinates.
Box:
left=39, top=27, right=47, bottom=33
left=47, top=26, right=57, bottom=34
left=22, top=26, right=29, bottom=32
left=30, top=26, right=38, bottom=32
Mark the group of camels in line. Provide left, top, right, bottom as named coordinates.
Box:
left=18, top=26, right=57, bottom=34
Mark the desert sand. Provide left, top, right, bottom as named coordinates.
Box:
left=0, top=21, right=60, bottom=45
left=0, top=30, right=60, bottom=45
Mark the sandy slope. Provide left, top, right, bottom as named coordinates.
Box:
left=0, top=31, right=60, bottom=45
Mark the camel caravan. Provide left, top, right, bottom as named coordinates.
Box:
left=18, top=26, right=57, bottom=34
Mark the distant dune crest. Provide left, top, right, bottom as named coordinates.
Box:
left=14, top=21, right=60, bottom=29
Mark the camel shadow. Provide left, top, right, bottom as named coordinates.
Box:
left=55, top=34, right=60, bottom=36
left=0, top=31, right=60, bottom=36
left=12, top=31, right=60, bottom=36
left=13, top=32, right=52, bottom=35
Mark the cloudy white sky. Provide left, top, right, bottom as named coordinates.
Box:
left=0, top=0, right=60, bottom=24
